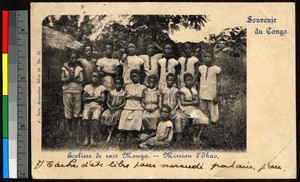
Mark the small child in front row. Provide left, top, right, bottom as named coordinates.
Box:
left=139, top=105, right=173, bottom=150
left=179, top=73, right=209, bottom=145
left=141, top=74, right=161, bottom=133
left=161, top=73, right=186, bottom=141
left=82, top=72, right=106, bottom=146
left=101, top=76, right=126, bottom=143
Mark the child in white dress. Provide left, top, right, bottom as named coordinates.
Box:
left=180, top=73, right=209, bottom=145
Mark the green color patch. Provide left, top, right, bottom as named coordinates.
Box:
left=3, top=96, right=8, bottom=138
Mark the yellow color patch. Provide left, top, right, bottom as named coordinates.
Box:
left=2, top=53, right=8, bottom=95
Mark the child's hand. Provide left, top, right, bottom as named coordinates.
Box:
left=213, top=97, right=219, bottom=105
left=121, top=53, right=127, bottom=62
left=69, top=74, right=74, bottom=79
left=111, top=107, right=115, bottom=113
left=139, top=138, right=146, bottom=143
left=192, top=96, right=197, bottom=101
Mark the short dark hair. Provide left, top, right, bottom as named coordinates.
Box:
left=92, top=71, right=100, bottom=77
left=69, top=50, right=78, bottom=58
left=83, top=44, right=93, bottom=51
left=114, top=76, right=124, bottom=85
left=203, top=49, right=214, bottom=56
left=164, top=42, right=173, bottom=48
left=128, top=42, right=136, bottom=46
left=166, top=73, right=176, bottom=81
left=130, top=69, right=140, bottom=76
left=161, top=104, right=172, bottom=113
left=183, top=72, right=193, bottom=81
left=105, top=43, right=113, bottom=48
left=184, top=42, right=192, bottom=47
left=148, top=74, right=158, bottom=83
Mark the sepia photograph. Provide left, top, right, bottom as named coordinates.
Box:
left=31, top=2, right=295, bottom=179
left=41, top=14, right=247, bottom=151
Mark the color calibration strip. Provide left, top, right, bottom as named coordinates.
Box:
left=8, top=11, right=18, bottom=178
left=2, top=10, right=29, bottom=179
left=2, top=10, right=9, bottom=178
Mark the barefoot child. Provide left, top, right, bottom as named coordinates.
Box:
left=141, top=74, right=161, bottom=133
left=179, top=73, right=209, bottom=145
left=157, top=43, right=180, bottom=89
left=101, top=77, right=126, bottom=143
left=198, top=51, right=221, bottom=123
left=161, top=73, right=186, bottom=141
left=118, top=69, right=147, bottom=141
left=82, top=72, right=106, bottom=146
left=96, top=44, right=121, bottom=91
left=139, top=105, right=173, bottom=150
left=61, top=51, right=83, bottom=134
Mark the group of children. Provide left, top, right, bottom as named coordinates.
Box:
left=61, top=41, right=221, bottom=149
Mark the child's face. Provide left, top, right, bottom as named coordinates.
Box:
left=161, top=107, right=170, bottom=119
left=114, top=79, right=123, bottom=90
left=166, top=76, right=175, bottom=88
left=203, top=52, right=213, bottom=63
left=105, top=45, right=113, bottom=57
left=164, top=45, right=172, bottom=55
left=130, top=72, right=140, bottom=83
left=91, top=73, right=100, bottom=84
left=148, top=78, right=157, bottom=89
left=147, top=45, right=154, bottom=55
left=70, top=53, right=77, bottom=63
left=127, top=43, right=136, bottom=55
left=184, top=76, right=194, bottom=88
left=119, top=47, right=126, bottom=54
left=184, top=44, right=192, bottom=55
left=85, top=46, right=92, bottom=57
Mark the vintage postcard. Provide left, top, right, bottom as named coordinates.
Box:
left=30, top=2, right=296, bottom=179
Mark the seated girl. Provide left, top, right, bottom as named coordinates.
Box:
left=142, top=74, right=161, bottom=133
left=139, top=105, right=173, bottom=150
left=179, top=73, right=209, bottom=145
left=101, top=76, right=126, bottom=143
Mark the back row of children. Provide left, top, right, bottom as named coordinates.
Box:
left=61, top=41, right=221, bottom=149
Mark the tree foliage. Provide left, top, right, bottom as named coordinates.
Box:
left=204, top=27, right=246, bottom=58
left=95, top=15, right=209, bottom=57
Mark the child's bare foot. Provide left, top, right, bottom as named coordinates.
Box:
left=191, top=137, right=203, bottom=146
left=192, top=136, right=199, bottom=144
left=83, top=137, right=89, bottom=146
left=105, top=137, right=111, bottom=144
left=197, top=138, right=206, bottom=146
left=139, top=143, right=150, bottom=150
left=90, top=136, right=97, bottom=146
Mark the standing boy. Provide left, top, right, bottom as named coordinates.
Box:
left=61, top=51, right=83, bottom=134
left=157, top=43, right=180, bottom=89
left=178, top=42, right=199, bottom=88
left=96, top=44, right=121, bottom=91
left=198, top=50, right=221, bottom=123
left=79, top=44, right=97, bottom=85
left=139, top=43, right=163, bottom=86
left=120, top=43, right=145, bottom=85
